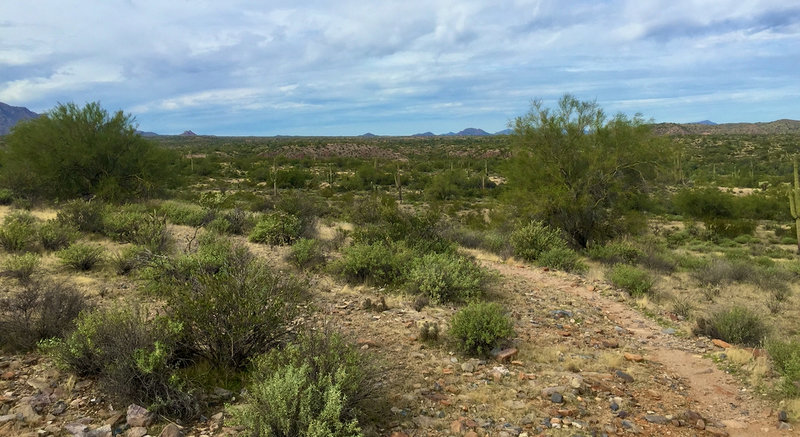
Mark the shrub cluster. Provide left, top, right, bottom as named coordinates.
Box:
left=510, top=221, right=583, bottom=271
left=0, top=211, right=38, bottom=252
left=3, top=253, right=40, bottom=282
left=607, top=264, right=654, bottom=297
left=287, top=238, right=325, bottom=270
left=406, top=252, right=491, bottom=303
left=449, top=301, right=515, bottom=357
left=249, top=211, right=302, bottom=246
left=332, top=242, right=409, bottom=287
left=38, top=219, right=78, bottom=251
left=766, top=340, right=800, bottom=397
left=103, top=209, right=172, bottom=254
left=57, top=243, right=105, bottom=271
left=587, top=240, right=643, bottom=265
left=57, top=199, right=106, bottom=233
left=694, top=306, right=769, bottom=347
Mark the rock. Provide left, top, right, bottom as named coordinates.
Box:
left=602, top=339, right=620, bottom=348
left=684, top=410, right=704, bottom=422
left=550, top=393, right=564, bottom=404
left=104, top=411, right=125, bottom=427
left=450, top=420, right=467, bottom=434
left=159, top=423, right=184, bottom=437
left=493, top=348, right=518, bottom=362
left=390, top=433, right=409, bottom=437
left=695, top=419, right=706, bottom=430
left=610, top=401, right=619, bottom=412
left=712, top=339, right=732, bottom=349
left=621, top=420, right=641, bottom=433
left=644, top=415, right=669, bottom=424
left=0, top=414, right=15, bottom=424
left=126, top=427, right=148, bottom=437
left=779, top=410, right=789, bottom=422
left=64, top=422, right=89, bottom=436
left=569, top=376, right=583, bottom=389
left=541, top=386, right=566, bottom=398
left=0, top=372, right=14, bottom=380
left=778, top=421, right=792, bottom=431
left=662, top=328, right=676, bottom=335
left=623, top=353, right=644, bottom=362
left=126, top=404, right=154, bottom=427
left=88, top=424, right=112, bottom=437
left=13, top=403, right=40, bottom=424
left=52, top=400, right=68, bottom=416
left=464, top=432, right=479, bottom=437
left=615, top=370, right=634, bottom=383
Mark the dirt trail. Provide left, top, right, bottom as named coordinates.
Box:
left=486, top=258, right=784, bottom=436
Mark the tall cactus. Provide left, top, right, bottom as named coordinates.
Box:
left=789, top=156, right=800, bottom=254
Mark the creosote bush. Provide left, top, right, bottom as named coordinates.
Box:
left=510, top=221, right=568, bottom=262
left=0, top=211, right=38, bottom=253
left=288, top=238, right=325, bottom=270
left=332, top=242, right=408, bottom=287
left=0, top=280, right=87, bottom=351
left=587, top=240, right=643, bottom=265
left=694, top=306, right=769, bottom=347
left=249, top=211, right=302, bottom=246
left=538, top=247, right=586, bottom=273
left=607, top=264, right=654, bottom=297
left=450, top=301, right=515, bottom=357
left=3, top=253, right=40, bottom=282
left=766, top=340, right=800, bottom=397
left=56, top=199, right=107, bottom=233
left=406, top=252, right=491, bottom=303
left=38, top=219, right=78, bottom=251
left=103, top=209, right=172, bottom=254
left=57, top=243, right=105, bottom=271
left=231, top=330, right=382, bottom=437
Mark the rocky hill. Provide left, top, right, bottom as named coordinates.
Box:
left=0, top=102, right=38, bottom=135
left=652, top=119, right=800, bottom=136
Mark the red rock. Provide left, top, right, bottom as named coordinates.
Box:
left=712, top=339, right=732, bottom=349
left=465, top=432, right=479, bottom=437
left=390, top=432, right=409, bottom=437
left=602, top=339, right=620, bottom=348
left=559, top=331, right=571, bottom=337
left=356, top=338, right=378, bottom=348
left=511, top=360, right=524, bottom=366
left=442, top=368, right=453, bottom=375
left=493, top=348, right=518, bottom=362
left=450, top=420, right=467, bottom=434
left=0, top=372, right=14, bottom=380
left=624, top=353, right=644, bottom=362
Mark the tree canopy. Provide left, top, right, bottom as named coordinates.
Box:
left=0, top=102, right=175, bottom=202
left=506, top=95, right=668, bottom=247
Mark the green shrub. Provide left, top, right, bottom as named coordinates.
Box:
left=587, top=240, right=642, bottom=265
left=607, top=264, right=654, bottom=297
left=111, top=245, right=152, bottom=275
left=103, top=210, right=172, bottom=253
left=207, top=208, right=252, bottom=235
left=0, top=280, right=87, bottom=351
left=48, top=305, right=198, bottom=417
left=157, top=200, right=212, bottom=226
left=3, top=253, right=40, bottom=282
left=288, top=238, right=324, bottom=270
left=38, top=219, right=78, bottom=251
left=231, top=330, right=381, bottom=437
left=57, top=243, right=105, bottom=271
left=704, top=218, right=757, bottom=239
left=766, top=340, right=800, bottom=396
left=249, top=212, right=302, bottom=245
left=0, top=189, right=14, bottom=205
left=694, top=306, right=769, bottom=347
left=449, top=302, right=515, bottom=357
left=510, top=221, right=567, bottom=262
left=161, top=244, right=305, bottom=369
left=332, top=242, right=408, bottom=287
left=406, top=252, right=491, bottom=303
left=57, top=199, right=107, bottom=233
left=0, top=211, right=38, bottom=252
left=538, top=247, right=587, bottom=273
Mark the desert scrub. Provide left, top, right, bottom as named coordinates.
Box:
left=231, top=330, right=381, bottom=437
left=156, top=200, right=212, bottom=227
left=111, top=245, right=152, bottom=275
left=450, top=301, right=515, bottom=357
left=57, top=243, right=105, bottom=271
left=38, top=219, right=78, bottom=251
left=694, top=306, right=769, bottom=347
left=607, top=264, right=654, bottom=297
left=766, top=340, right=800, bottom=396
left=249, top=211, right=302, bottom=245
left=332, top=242, right=408, bottom=287
left=207, top=208, right=252, bottom=235
left=287, top=238, right=325, bottom=270
left=538, top=247, right=586, bottom=273
left=406, top=252, right=491, bottom=303
left=47, top=304, right=198, bottom=417
left=510, top=221, right=567, bottom=262
left=0, top=280, right=87, bottom=351
left=56, top=199, right=107, bottom=233
left=3, top=253, right=40, bottom=282
left=587, top=240, right=643, bottom=265
left=103, top=210, right=172, bottom=254
left=0, top=211, right=38, bottom=252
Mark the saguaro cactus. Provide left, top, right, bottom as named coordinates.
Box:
left=789, top=156, right=800, bottom=254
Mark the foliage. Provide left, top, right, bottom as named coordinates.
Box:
left=449, top=301, right=515, bottom=357
left=506, top=94, right=665, bottom=247
left=38, top=219, right=78, bottom=251
left=3, top=253, right=40, bottom=282
left=47, top=304, right=198, bottom=417
left=0, top=211, right=38, bottom=252
left=157, top=200, right=212, bottom=227
left=288, top=238, right=325, bottom=270
left=57, top=199, right=107, bottom=233
left=0, top=188, right=13, bottom=205
left=587, top=240, right=643, bottom=265
left=111, top=245, right=152, bottom=275
left=249, top=212, right=302, bottom=246
left=538, top=247, right=587, bottom=273
left=766, top=340, right=800, bottom=396
left=0, top=280, right=87, bottom=351
left=510, top=221, right=568, bottom=262
left=694, top=306, right=769, bottom=347
left=103, top=209, right=172, bottom=253
left=607, top=264, right=654, bottom=297
left=406, top=252, right=491, bottom=303
left=208, top=208, right=252, bottom=235
left=57, top=243, right=105, bottom=271
left=0, top=102, right=175, bottom=201
left=231, top=330, right=382, bottom=437
left=158, top=243, right=305, bottom=370
left=332, top=242, right=408, bottom=287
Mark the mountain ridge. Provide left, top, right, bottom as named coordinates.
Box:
left=0, top=102, right=39, bottom=135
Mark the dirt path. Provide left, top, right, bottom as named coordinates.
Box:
left=485, top=258, right=785, bottom=436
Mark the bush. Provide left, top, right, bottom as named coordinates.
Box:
left=48, top=305, right=198, bottom=417
left=57, top=199, right=107, bottom=233
left=249, top=212, right=302, bottom=246
left=103, top=210, right=172, bottom=253
left=207, top=208, right=252, bottom=235
left=704, top=218, right=757, bottom=239
left=38, top=219, right=78, bottom=251
left=766, top=340, right=800, bottom=396
left=160, top=243, right=305, bottom=369
left=157, top=200, right=212, bottom=227
left=332, top=242, right=408, bottom=287
left=0, top=280, right=87, bottom=351
left=449, top=302, right=515, bottom=357
left=587, top=240, right=643, bottom=265
left=231, top=330, right=382, bottom=437
left=0, top=188, right=13, bottom=205
left=3, top=253, right=40, bottom=282
left=538, top=247, right=587, bottom=273
left=406, top=252, right=491, bottom=303
left=694, top=306, right=769, bottom=347
left=111, top=245, right=152, bottom=275
left=288, top=238, right=325, bottom=270
left=510, top=221, right=568, bottom=262
left=0, top=211, right=38, bottom=252
left=607, top=264, right=654, bottom=297
left=57, top=243, right=105, bottom=271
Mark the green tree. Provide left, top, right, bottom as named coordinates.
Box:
left=0, top=102, right=175, bottom=202
left=506, top=94, right=667, bottom=247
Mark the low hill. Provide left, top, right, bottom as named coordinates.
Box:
left=0, top=102, right=38, bottom=135
left=652, top=119, right=800, bottom=135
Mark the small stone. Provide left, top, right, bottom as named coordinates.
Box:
left=0, top=414, right=15, bottom=424
left=51, top=400, right=68, bottom=416
left=158, top=423, right=184, bottom=437
left=779, top=410, right=789, bottom=422
left=550, top=393, right=564, bottom=404
left=450, top=420, right=467, bottom=434
left=712, top=339, right=732, bottom=349
left=126, top=427, right=148, bottom=437
left=644, top=415, right=669, bottom=424
left=126, top=404, right=154, bottom=427
left=0, top=372, right=14, bottom=380
left=615, top=370, right=634, bottom=383
left=65, top=422, right=89, bottom=435
left=14, top=403, right=40, bottom=424
left=610, top=401, right=619, bottom=412
left=104, top=412, right=125, bottom=427
left=493, top=348, right=518, bottom=362
left=623, top=353, right=644, bottom=362
left=662, top=328, right=676, bottom=335
left=778, top=422, right=792, bottom=431
left=602, top=339, right=619, bottom=348
left=621, top=420, right=641, bottom=433
left=541, top=386, right=566, bottom=398
left=696, top=419, right=706, bottom=430
left=89, top=424, right=112, bottom=437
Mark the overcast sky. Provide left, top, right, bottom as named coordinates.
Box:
left=1, top=1, right=799, bottom=136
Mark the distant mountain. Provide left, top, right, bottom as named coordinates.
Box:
left=136, top=130, right=160, bottom=137
left=179, top=130, right=197, bottom=136
left=652, top=119, right=800, bottom=135
left=692, top=120, right=717, bottom=125
left=0, top=102, right=38, bottom=135
left=456, top=128, right=490, bottom=136
left=411, top=132, right=435, bottom=137
left=494, top=128, right=513, bottom=135
left=360, top=132, right=377, bottom=138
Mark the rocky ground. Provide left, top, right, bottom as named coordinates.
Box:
left=0, top=235, right=796, bottom=436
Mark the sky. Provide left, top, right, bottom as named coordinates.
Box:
left=1, top=1, right=799, bottom=136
